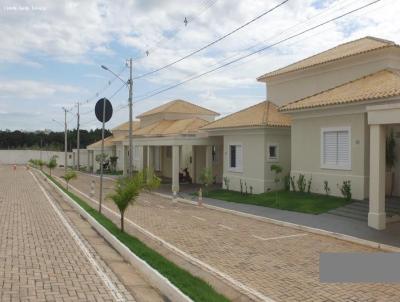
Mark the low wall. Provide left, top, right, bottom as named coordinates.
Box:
left=0, top=150, right=73, bottom=166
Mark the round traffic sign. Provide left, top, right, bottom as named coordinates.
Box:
left=95, top=98, right=113, bottom=123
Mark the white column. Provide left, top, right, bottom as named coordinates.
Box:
left=172, top=145, right=180, bottom=193
left=87, top=150, right=90, bottom=170
left=190, top=145, right=195, bottom=183
left=91, top=151, right=95, bottom=172
left=205, top=145, right=213, bottom=172
left=120, top=145, right=126, bottom=176
left=368, top=124, right=386, bottom=230
left=147, top=146, right=154, bottom=171
left=72, top=152, right=76, bottom=169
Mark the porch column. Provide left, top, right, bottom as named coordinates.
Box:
left=147, top=146, right=154, bottom=171
left=172, top=145, right=180, bottom=193
left=87, top=150, right=90, bottom=170
left=91, top=151, right=95, bottom=172
left=368, top=124, right=386, bottom=230
left=191, top=145, right=196, bottom=183
left=121, top=145, right=126, bottom=176
left=205, top=145, right=213, bottom=172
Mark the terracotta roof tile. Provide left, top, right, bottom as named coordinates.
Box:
left=87, top=135, right=115, bottom=149
left=202, top=101, right=291, bottom=130
left=258, top=36, right=396, bottom=80
left=279, top=69, right=400, bottom=112
left=112, top=121, right=140, bottom=131
left=134, top=118, right=209, bottom=136
left=137, top=99, right=219, bottom=117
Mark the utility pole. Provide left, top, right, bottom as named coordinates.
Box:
left=99, top=98, right=106, bottom=214
left=128, top=58, right=133, bottom=177
left=76, top=102, right=80, bottom=171
left=62, top=107, right=68, bottom=175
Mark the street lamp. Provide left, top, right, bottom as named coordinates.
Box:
left=101, top=60, right=133, bottom=177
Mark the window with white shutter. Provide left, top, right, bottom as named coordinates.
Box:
left=321, top=127, right=351, bottom=170
left=229, top=144, right=243, bottom=172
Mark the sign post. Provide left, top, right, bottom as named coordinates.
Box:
left=95, top=98, right=113, bottom=213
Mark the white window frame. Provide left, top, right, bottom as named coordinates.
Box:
left=320, top=126, right=351, bottom=170
left=267, top=143, right=279, bottom=162
left=228, top=143, right=243, bottom=173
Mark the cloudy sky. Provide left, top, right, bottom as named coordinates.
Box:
left=0, top=0, right=399, bottom=131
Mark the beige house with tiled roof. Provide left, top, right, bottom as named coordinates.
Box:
left=262, top=36, right=400, bottom=230
left=203, top=101, right=291, bottom=193
left=83, top=99, right=222, bottom=192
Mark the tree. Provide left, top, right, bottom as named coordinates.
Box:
left=108, top=170, right=160, bottom=232
left=109, top=156, right=118, bottom=172
left=38, top=160, right=45, bottom=171
left=62, top=170, right=77, bottom=191
left=46, top=156, right=57, bottom=176
left=199, top=168, right=213, bottom=194
left=95, top=153, right=109, bottom=171
left=270, top=164, right=283, bottom=206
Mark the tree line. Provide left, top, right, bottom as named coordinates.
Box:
left=0, top=129, right=111, bottom=151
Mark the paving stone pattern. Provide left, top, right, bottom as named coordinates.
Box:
left=55, top=169, right=400, bottom=302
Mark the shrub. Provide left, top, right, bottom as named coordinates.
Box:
left=199, top=168, right=213, bottom=194
left=340, top=180, right=352, bottom=201
left=223, top=176, right=230, bottom=191
left=323, top=180, right=330, bottom=196
left=290, top=175, right=296, bottom=192
left=283, top=175, right=290, bottom=191
left=297, top=174, right=306, bottom=193
left=307, top=176, right=312, bottom=194
left=46, top=156, right=57, bottom=176
left=62, top=169, right=77, bottom=191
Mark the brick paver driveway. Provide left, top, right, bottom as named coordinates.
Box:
left=54, top=169, right=400, bottom=302
left=0, top=166, right=136, bottom=302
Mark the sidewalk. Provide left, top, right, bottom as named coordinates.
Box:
left=157, top=185, right=400, bottom=248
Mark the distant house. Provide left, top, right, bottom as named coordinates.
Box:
left=202, top=101, right=291, bottom=194
left=259, top=36, right=400, bottom=230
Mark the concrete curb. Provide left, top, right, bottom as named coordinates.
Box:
left=153, top=192, right=400, bottom=253
left=40, top=171, right=193, bottom=302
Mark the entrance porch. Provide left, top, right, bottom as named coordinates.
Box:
left=367, top=103, right=400, bottom=230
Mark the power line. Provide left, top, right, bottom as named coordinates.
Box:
left=132, top=0, right=382, bottom=103
left=133, top=0, right=290, bottom=80
left=137, top=0, right=220, bottom=60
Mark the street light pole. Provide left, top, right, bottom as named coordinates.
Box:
left=62, top=107, right=68, bottom=175
left=76, top=102, right=80, bottom=171
left=99, top=99, right=106, bottom=214
left=128, top=58, right=133, bottom=177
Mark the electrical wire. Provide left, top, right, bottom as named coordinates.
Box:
left=132, top=0, right=290, bottom=80
left=131, top=0, right=382, bottom=103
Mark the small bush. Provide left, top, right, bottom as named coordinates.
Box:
left=307, top=176, right=312, bottom=194
left=340, top=180, right=352, bottom=201
left=223, top=176, right=230, bottom=191
left=290, top=175, right=296, bottom=192
left=323, top=180, right=330, bottom=196
left=283, top=175, right=290, bottom=191
left=297, top=174, right=306, bottom=193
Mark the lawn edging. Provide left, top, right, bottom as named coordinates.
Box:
left=39, top=170, right=230, bottom=302
left=153, top=192, right=400, bottom=253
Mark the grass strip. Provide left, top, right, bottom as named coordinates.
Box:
left=45, top=173, right=230, bottom=302
left=200, top=189, right=352, bottom=214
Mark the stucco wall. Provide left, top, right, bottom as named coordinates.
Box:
left=221, top=129, right=266, bottom=194
left=264, top=128, right=291, bottom=191
left=291, top=112, right=369, bottom=200
left=0, top=150, right=73, bottom=166
left=265, top=48, right=400, bottom=106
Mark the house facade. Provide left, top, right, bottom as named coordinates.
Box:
left=202, top=101, right=291, bottom=194
left=257, top=36, right=400, bottom=230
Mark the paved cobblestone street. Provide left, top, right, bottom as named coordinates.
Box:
left=0, top=166, right=137, bottom=302
left=54, top=169, right=400, bottom=302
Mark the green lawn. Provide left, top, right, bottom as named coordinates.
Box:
left=45, top=173, right=229, bottom=302
left=203, top=189, right=352, bottom=214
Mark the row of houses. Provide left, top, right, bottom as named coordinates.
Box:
left=77, top=36, right=400, bottom=230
